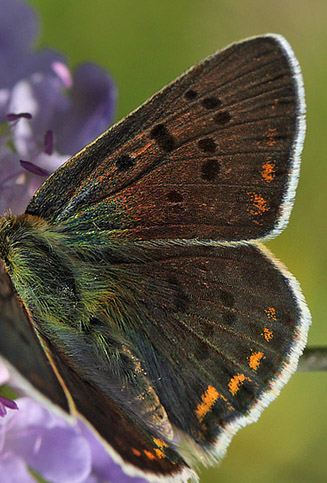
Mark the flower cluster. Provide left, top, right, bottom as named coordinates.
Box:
left=0, top=0, right=116, bottom=215
left=0, top=0, right=146, bottom=481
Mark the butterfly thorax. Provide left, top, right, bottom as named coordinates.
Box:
left=0, top=214, right=86, bottom=327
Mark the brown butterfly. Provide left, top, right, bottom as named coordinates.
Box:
left=0, top=34, right=310, bottom=481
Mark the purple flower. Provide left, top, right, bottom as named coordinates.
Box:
left=0, top=397, right=92, bottom=482
left=0, top=0, right=116, bottom=215
left=0, top=364, right=18, bottom=417
left=0, top=396, right=18, bottom=418
left=0, top=392, right=147, bottom=483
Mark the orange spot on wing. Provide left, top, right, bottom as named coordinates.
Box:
left=248, top=192, right=270, bottom=215
left=266, top=127, right=277, bottom=146
left=153, top=438, right=168, bottom=449
left=228, top=374, right=252, bottom=395
left=143, top=440, right=168, bottom=460
left=248, top=351, right=265, bottom=370
left=195, top=385, right=219, bottom=422
left=265, top=307, right=277, bottom=320
left=144, top=450, right=156, bottom=461
left=154, top=449, right=166, bottom=459
left=263, top=327, right=274, bottom=342
left=132, top=448, right=141, bottom=457
left=261, top=162, right=275, bottom=183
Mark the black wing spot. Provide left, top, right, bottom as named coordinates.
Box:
left=167, top=275, right=190, bottom=313
left=185, top=89, right=198, bottom=100
left=203, top=323, right=215, bottom=337
left=116, top=154, right=135, bottom=171
left=201, top=159, right=220, bottom=182
left=214, top=111, right=231, bottom=125
left=195, top=341, right=210, bottom=360
left=222, top=310, right=236, bottom=325
left=151, top=124, right=175, bottom=152
left=167, top=190, right=184, bottom=203
left=218, top=289, right=235, bottom=308
left=202, top=97, right=222, bottom=109
left=198, top=138, right=216, bottom=153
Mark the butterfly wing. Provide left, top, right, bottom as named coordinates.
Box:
left=26, top=34, right=304, bottom=242
left=105, top=242, right=310, bottom=461
left=45, top=338, right=194, bottom=481
left=0, top=240, right=309, bottom=478
left=0, top=260, right=69, bottom=413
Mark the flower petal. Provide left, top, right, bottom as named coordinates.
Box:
left=52, top=63, right=117, bottom=154
left=1, top=398, right=92, bottom=482
left=0, top=453, right=36, bottom=483
left=25, top=428, right=91, bottom=483
left=0, top=0, right=38, bottom=87
left=43, top=130, right=54, bottom=155
left=20, top=160, right=50, bottom=177
left=0, top=396, right=18, bottom=417
left=0, top=364, right=10, bottom=385
left=6, top=112, right=32, bottom=121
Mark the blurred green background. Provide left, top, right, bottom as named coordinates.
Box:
left=27, top=1, right=327, bottom=482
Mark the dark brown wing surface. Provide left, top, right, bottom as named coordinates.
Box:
left=0, top=260, right=69, bottom=412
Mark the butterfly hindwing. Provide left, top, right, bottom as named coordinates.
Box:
left=108, top=242, right=309, bottom=458
left=0, top=239, right=309, bottom=477
left=3, top=238, right=308, bottom=474
left=45, top=338, right=193, bottom=480
left=26, top=35, right=304, bottom=243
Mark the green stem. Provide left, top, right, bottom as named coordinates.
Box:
left=297, top=347, right=327, bottom=372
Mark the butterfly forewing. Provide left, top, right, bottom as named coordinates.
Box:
left=26, top=35, right=304, bottom=243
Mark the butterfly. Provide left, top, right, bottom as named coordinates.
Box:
left=0, top=34, right=310, bottom=482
